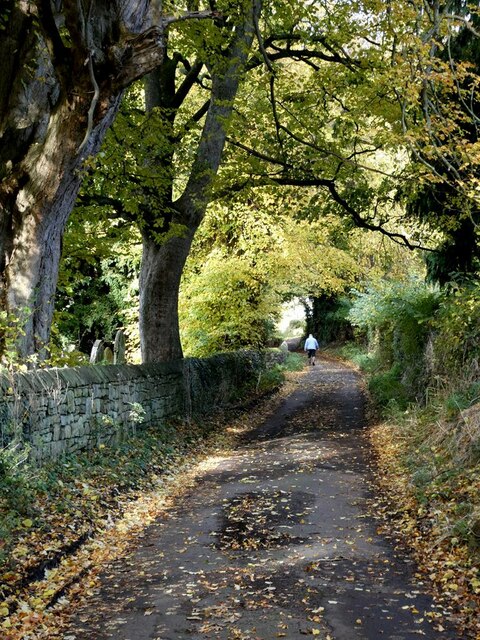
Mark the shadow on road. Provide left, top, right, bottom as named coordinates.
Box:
left=67, top=358, right=457, bottom=640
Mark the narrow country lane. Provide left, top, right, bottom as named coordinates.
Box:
left=66, top=358, right=456, bottom=640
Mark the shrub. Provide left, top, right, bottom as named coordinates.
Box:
left=256, top=365, right=285, bottom=393
left=338, top=343, right=379, bottom=372
left=283, top=352, right=304, bottom=371
left=431, top=281, right=480, bottom=390
left=349, top=278, right=441, bottom=402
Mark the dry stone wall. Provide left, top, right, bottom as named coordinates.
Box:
left=0, top=361, right=184, bottom=464
left=0, top=350, right=284, bottom=464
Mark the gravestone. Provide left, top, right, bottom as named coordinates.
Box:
left=113, top=330, right=126, bottom=364
left=90, top=339, right=105, bottom=364
left=286, top=337, right=301, bottom=351
left=103, top=347, right=114, bottom=364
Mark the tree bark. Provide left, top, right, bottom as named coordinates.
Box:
left=138, top=1, right=260, bottom=362
left=2, top=96, right=122, bottom=358
left=140, top=230, right=195, bottom=362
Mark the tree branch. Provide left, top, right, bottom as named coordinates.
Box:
left=247, top=46, right=359, bottom=72
left=175, top=1, right=260, bottom=223
left=252, top=0, right=275, bottom=74
left=226, top=137, right=293, bottom=167
left=445, top=13, right=480, bottom=38
left=173, top=60, right=204, bottom=109
left=175, top=99, right=211, bottom=143
left=264, top=31, right=362, bottom=68
left=325, top=182, right=434, bottom=251
left=269, top=75, right=286, bottom=158
left=110, top=10, right=218, bottom=92
left=216, top=172, right=434, bottom=252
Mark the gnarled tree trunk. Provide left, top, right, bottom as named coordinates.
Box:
left=3, top=95, right=122, bottom=357
left=0, top=1, right=212, bottom=360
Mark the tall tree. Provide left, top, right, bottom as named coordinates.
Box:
left=0, top=0, right=213, bottom=360
left=77, top=0, right=393, bottom=362
left=139, top=0, right=261, bottom=361
left=71, top=0, right=480, bottom=364
left=402, top=2, right=480, bottom=282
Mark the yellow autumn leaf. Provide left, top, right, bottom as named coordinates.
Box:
left=470, top=578, right=480, bottom=592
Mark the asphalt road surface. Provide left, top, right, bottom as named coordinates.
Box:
left=67, top=358, right=457, bottom=640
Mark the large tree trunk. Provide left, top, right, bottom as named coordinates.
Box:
left=140, top=231, right=195, bottom=362
left=139, top=0, right=260, bottom=362
left=3, top=97, right=121, bottom=357
left=0, top=1, right=212, bottom=361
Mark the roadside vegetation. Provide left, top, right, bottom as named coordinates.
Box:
left=336, top=279, right=480, bottom=637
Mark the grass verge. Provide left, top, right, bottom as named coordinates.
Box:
left=369, top=406, right=480, bottom=638
left=334, top=339, right=480, bottom=637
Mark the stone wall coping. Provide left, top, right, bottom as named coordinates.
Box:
left=0, top=360, right=185, bottom=394
left=0, top=350, right=272, bottom=396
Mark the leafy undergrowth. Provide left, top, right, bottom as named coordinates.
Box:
left=0, top=370, right=306, bottom=640
left=369, top=406, right=480, bottom=639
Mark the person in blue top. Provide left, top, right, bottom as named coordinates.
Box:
left=304, top=333, right=319, bottom=366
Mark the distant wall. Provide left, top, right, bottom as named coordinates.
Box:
left=0, top=350, right=285, bottom=464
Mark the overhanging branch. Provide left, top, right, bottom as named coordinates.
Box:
left=216, top=172, right=434, bottom=252
left=226, top=137, right=292, bottom=167
left=325, top=182, right=434, bottom=251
